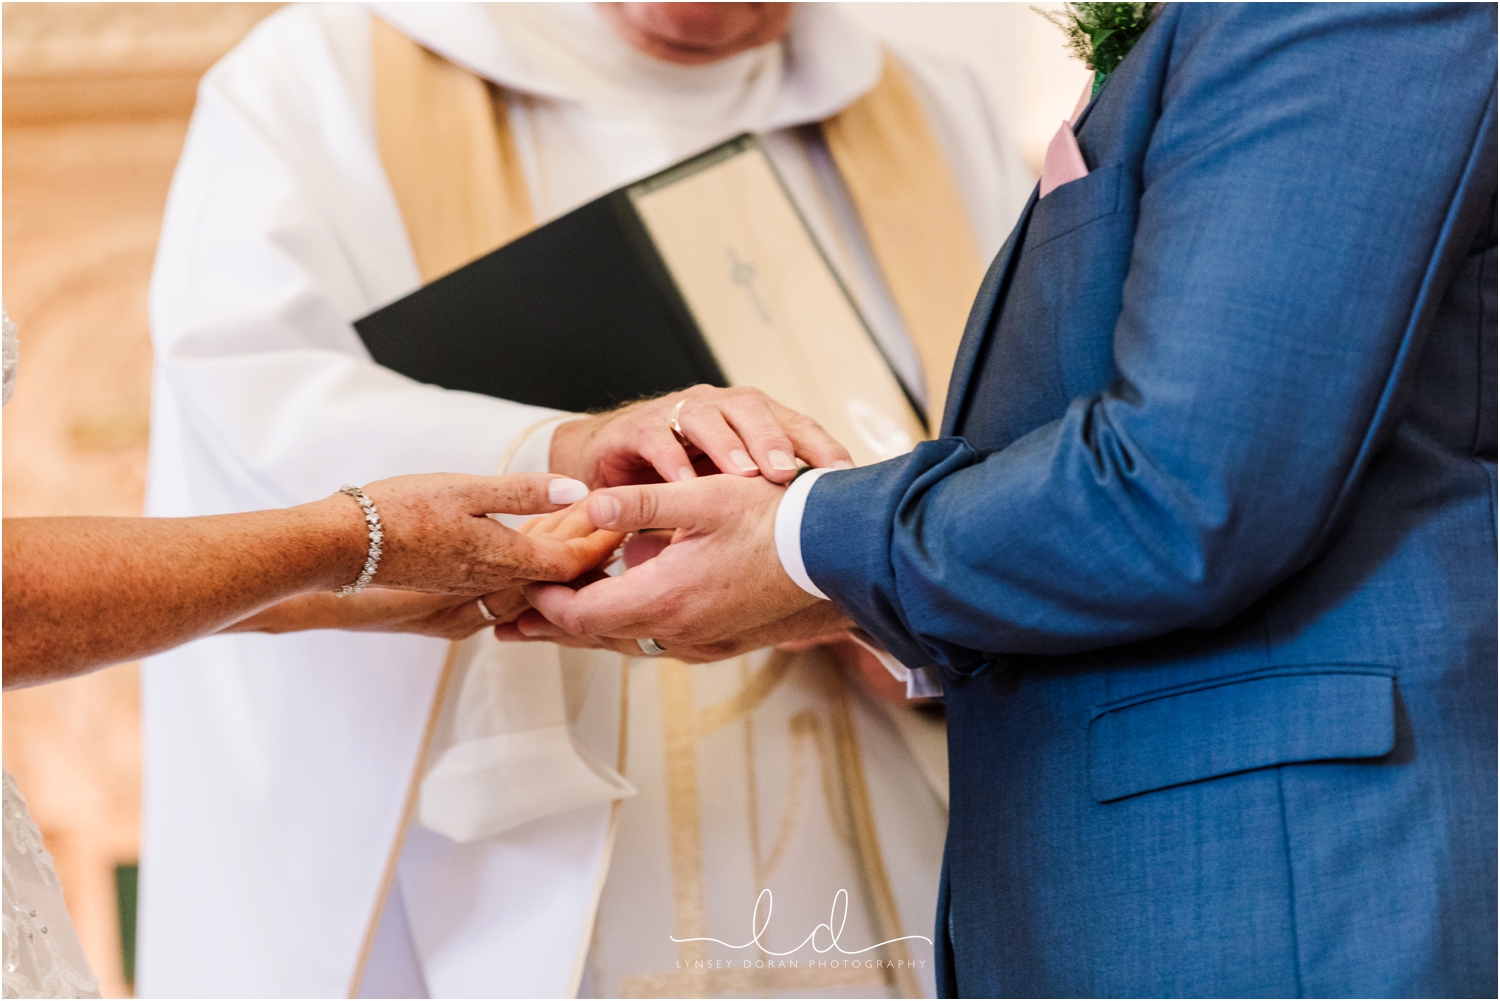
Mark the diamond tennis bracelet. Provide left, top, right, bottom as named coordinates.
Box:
left=335, top=484, right=383, bottom=595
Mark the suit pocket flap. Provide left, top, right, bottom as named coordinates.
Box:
left=1025, top=163, right=1121, bottom=251
left=1088, top=668, right=1396, bottom=803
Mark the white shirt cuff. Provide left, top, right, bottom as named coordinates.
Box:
left=774, top=467, right=834, bottom=600
left=849, top=629, right=943, bottom=699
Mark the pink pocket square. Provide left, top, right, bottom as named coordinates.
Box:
left=1040, top=120, right=1088, bottom=199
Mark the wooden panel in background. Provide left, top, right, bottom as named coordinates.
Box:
left=2, top=5, right=281, bottom=996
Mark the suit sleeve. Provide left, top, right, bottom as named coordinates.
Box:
left=800, top=4, right=1497, bottom=673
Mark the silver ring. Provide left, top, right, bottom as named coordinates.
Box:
left=668, top=399, right=687, bottom=440
left=637, top=637, right=667, bottom=657
left=475, top=596, right=497, bottom=622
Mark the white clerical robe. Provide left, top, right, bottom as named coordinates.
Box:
left=139, top=3, right=1031, bottom=997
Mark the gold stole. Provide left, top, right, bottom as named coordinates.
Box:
left=355, top=19, right=980, bottom=997
left=821, top=59, right=984, bottom=430
left=371, top=18, right=533, bottom=281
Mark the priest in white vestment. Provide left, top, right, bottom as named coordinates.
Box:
left=139, top=4, right=1031, bottom=997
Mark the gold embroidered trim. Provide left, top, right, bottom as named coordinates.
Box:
left=695, top=648, right=797, bottom=735
left=657, top=659, right=711, bottom=988
left=821, top=651, right=920, bottom=998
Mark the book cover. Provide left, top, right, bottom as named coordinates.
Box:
left=356, top=135, right=924, bottom=466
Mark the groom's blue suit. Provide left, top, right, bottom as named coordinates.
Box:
left=801, top=4, right=1496, bottom=997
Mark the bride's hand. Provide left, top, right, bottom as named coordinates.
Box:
left=229, top=495, right=624, bottom=638
left=349, top=472, right=620, bottom=595
left=548, top=385, right=853, bottom=488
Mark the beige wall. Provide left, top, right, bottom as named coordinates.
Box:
left=3, top=6, right=283, bottom=996
left=1, top=4, right=1078, bottom=996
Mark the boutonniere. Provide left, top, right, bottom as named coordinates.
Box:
left=1037, top=3, right=1159, bottom=98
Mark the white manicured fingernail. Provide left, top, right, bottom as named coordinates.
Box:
left=832, top=460, right=855, bottom=470
left=548, top=477, right=588, bottom=504
left=730, top=449, right=758, bottom=473
left=675, top=466, right=697, bottom=481
left=593, top=495, right=622, bottom=527
left=769, top=449, right=796, bottom=471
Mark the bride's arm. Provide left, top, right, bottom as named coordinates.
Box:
left=4, top=500, right=364, bottom=688
left=221, top=499, right=613, bottom=640
left=2, top=472, right=613, bottom=689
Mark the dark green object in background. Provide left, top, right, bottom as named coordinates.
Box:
left=114, top=863, right=137, bottom=988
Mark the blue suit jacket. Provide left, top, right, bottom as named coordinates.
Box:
left=801, top=4, right=1497, bottom=996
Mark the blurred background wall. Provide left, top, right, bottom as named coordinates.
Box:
left=3, top=6, right=285, bottom=995
left=1, top=3, right=1082, bottom=995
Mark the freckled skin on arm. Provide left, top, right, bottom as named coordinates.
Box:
left=2, top=497, right=366, bottom=689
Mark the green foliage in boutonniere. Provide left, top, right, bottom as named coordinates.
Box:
left=1037, top=3, right=1159, bottom=97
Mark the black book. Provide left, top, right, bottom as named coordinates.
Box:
left=355, top=134, right=923, bottom=466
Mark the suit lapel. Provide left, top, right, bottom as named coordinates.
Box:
left=940, top=84, right=1110, bottom=438
left=940, top=188, right=1038, bottom=436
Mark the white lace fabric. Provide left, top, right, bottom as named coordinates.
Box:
left=4, top=772, right=103, bottom=998
left=3, top=769, right=101, bottom=999
left=3, top=307, right=18, bottom=406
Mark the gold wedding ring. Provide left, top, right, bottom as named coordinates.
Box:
left=668, top=398, right=688, bottom=441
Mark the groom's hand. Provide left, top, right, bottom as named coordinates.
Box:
left=549, top=386, right=852, bottom=488
left=516, top=474, right=830, bottom=652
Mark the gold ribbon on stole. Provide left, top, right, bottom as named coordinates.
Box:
left=371, top=17, right=535, bottom=282
left=822, top=56, right=987, bottom=429
left=361, top=20, right=972, bottom=998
